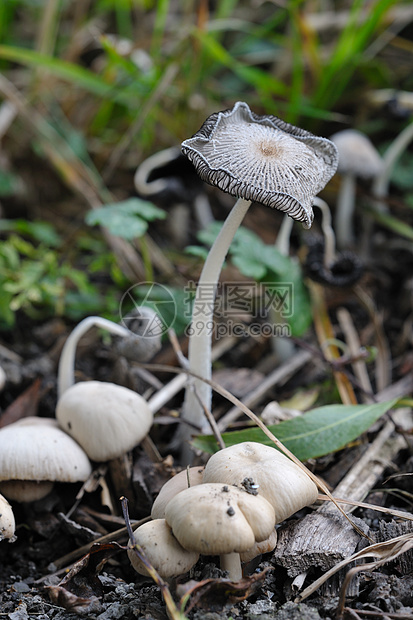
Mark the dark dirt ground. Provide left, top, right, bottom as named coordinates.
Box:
left=1, top=295, right=413, bottom=620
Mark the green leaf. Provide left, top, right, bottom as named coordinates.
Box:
left=85, top=198, right=166, bottom=240
left=192, top=399, right=399, bottom=461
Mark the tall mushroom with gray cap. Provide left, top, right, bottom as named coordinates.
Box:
left=0, top=417, right=92, bottom=502
left=164, top=482, right=276, bottom=580
left=330, top=129, right=383, bottom=249
left=180, top=101, right=338, bottom=449
left=202, top=441, right=318, bottom=523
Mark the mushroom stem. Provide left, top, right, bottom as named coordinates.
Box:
left=182, top=197, right=252, bottom=444
left=220, top=552, right=242, bottom=581
left=275, top=214, right=294, bottom=256
left=57, top=316, right=130, bottom=398
left=313, top=197, right=336, bottom=267
left=372, top=120, right=413, bottom=208
left=335, top=172, right=356, bottom=249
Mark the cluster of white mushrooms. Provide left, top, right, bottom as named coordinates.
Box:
left=0, top=309, right=161, bottom=542
left=128, top=441, right=319, bottom=581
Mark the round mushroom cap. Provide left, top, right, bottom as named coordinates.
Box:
left=127, top=519, right=199, bottom=578
left=165, top=482, right=275, bottom=556
left=181, top=101, right=338, bottom=228
left=203, top=442, right=318, bottom=523
left=0, top=417, right=92, bottom=502
left=151, top=466, right=205, bottom=519
left=0, top=493, right=16, bottom=542
left=330, top=129, right=383, bottom=179
left=56, top=381, right=153, bottom=462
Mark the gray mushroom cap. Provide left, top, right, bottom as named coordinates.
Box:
left=181, top=101, right=338, bottom=228
left=330, top=129, right=383, bottom=179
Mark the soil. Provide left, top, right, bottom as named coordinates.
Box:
left=1, top=308, right=413, bottom=620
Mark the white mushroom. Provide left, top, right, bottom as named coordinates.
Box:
left=164, top=482, right=276, bottom=580
left=0, top=493, right=16, bottom=542
left=56, top=314, right=154, bottom=462
left=151, top=466, right=205, bottom=519
left=330, top=129, right=383, bottom=248
left=56, top=381, right=153, bottom=462
left=180, top=102, right=338, bottom=452
left=127, top=518, right=199, bottom=579
left=0, top=417, right=92, bottom=502
left=239, top=529, right=278, bottom=563
left=202, top=441, right=318, bottom=523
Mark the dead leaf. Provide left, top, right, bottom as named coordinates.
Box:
left=0, top=378, right=42, bottom=427
left=177, top=569, right=271, bottom=614
left=46, top=541, right=124, bottom=615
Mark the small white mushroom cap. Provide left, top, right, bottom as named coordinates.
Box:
left=151, top=466, right=205, bottom=519
left=165, top=482, right=275, bottom=555
left=0, top=493, right=16, bottom=542
left=56, top=381, right=153, bottom=462
left=0, top=417, right=92, bottom=502
left=203, top=442, right=318, bottom=523
left=330, top=129, right=383, bottom=179
left=127, top=519, right=199, bottom=579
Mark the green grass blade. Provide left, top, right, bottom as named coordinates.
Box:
left=0, top=45, right=136, bottom=105
left=194, top=30, right=288, bottom=98
left=193, top=399, right=399, bottom=461
left=365, top=207, right=413, bottom=241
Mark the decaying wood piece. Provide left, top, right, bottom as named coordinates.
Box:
left=273, top=407, right=411, bottom=581
left=374, top=520, right=413, bottom=575
left=273, top=510, right=369, bottom=577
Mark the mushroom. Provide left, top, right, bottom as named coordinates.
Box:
left=330, top=129, right=383, bottom=249
left=56, top=381, right=153, bottom=462
left=151, top=466, right=205, bottom=519
left=239, top=528, right=278, bottom=563
left=0, top=417, right=92, bottom=502
left=56, top=314, right=154, bottom=462
left=134, top=145, right=214, bottom=241
left=164, top=482, right=276, bottom=580
left=115, top=306, right=162, bottom=362
left=0, top=493, right=16, bottom=542
left=127, top=518, right=199, bottom=579
left=180, top=101, right=338, bottom=448
left=304, top=197, right=363, bottom=288
left=202, top=442, right=318, bottom=523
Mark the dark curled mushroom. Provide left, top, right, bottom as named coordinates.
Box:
left=304, top=235, right=363, bottom=287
